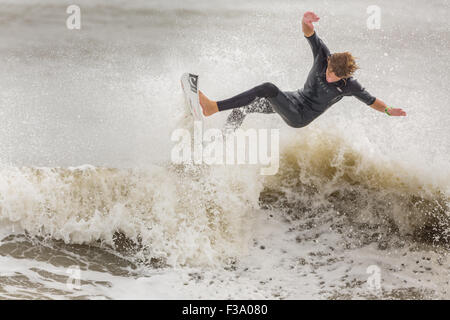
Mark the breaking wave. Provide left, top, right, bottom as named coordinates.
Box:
left=262, top=128, right=450, bottom=247
left=0, top=128, right=448, bottom=268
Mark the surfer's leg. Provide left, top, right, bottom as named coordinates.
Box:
left=224, top=97, right=275, bottom=131
left=244, top=97, right=275, bottom=114
left=217, top=82, right=280, bottom=111
left=199, top=82, right=279, bottom=116
left=223, top=88, right=312, bottom=129
left=199, top=91, right=219, bottom=116
left=266, top=91, right=310, bottom=128
left=224, top=109, right=246, bottom=131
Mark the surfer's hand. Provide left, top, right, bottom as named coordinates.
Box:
left=302, top=11, right=320, bottom=28
left=388, top=107, right=407, bottom=116
left=370, top=99, right=406, bottom=117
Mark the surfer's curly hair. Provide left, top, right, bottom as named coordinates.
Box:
left=328, top=52, right=359, bottom=78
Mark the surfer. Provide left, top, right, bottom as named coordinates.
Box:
left=198, top=11, right=407, bottom=130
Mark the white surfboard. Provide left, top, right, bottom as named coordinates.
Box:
left=180, top=73, right=204, bottom=122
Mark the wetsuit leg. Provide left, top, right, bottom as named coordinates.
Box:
left=217, top=82, right=280, bottom=111
left=225, top=97, right=274, bottom=131
left=219, top=82, right=308, bottom=129
left=267, top=91, right=308, bottom=128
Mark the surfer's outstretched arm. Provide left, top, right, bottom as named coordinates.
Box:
left=302, top=11, right=320, bottom=37
left=369, top=98, right=407, bottom=116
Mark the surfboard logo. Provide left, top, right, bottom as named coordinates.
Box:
left=188, top=74, right=198, bottom=93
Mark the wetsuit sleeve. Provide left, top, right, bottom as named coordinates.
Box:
left=304, top=32, right=330, bottom=58
left=349, top=79, right=376, bottom=105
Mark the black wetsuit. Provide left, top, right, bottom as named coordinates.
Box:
left=219, top=32, right=376, bottom=129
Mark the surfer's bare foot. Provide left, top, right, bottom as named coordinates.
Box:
left=199, top=91, right=219, bottom=116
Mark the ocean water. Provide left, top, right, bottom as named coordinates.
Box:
left=0, top=0, right=449, bottom=299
